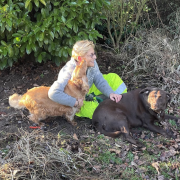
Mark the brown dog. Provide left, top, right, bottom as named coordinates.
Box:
left=92, top=87, right=178, bottom=146
left=9, top=60, right=89, bottom=126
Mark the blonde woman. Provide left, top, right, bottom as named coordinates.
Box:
left=48, top=40, right=127, bottom=119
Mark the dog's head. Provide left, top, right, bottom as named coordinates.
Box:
left=71, top=60, right=89, bottom=93
left=140, top=87, right=171, bottom=114
left=72, top=59, right=87, bottom=79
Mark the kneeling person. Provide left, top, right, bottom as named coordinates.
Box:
left=48, top=40, right=127, bottom=119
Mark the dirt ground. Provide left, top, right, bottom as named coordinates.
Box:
left=0, top=51, right=126, bottom=145
left=0, top=49, right=179, bottom=144
left=0, top=50, right=180, bottom=180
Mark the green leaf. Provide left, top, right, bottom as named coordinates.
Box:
left=32, top=44, right=37, bottom=52
left=1, top=23, right=5, bottom=32
left=5, top=25, right=12, bottom=32
left=66, top=22, right=72, bottom=29
left=7, top=46, right=14, bottom=57
left=2, top=48, right=7, bottom=56
left=54, top=2, right=60, bottom=6
left=73, top=24, right=78, bottom=33
left=17, top=3, right=25, bottom=8
left=34, top=0, right=39, bottom=7
left=6, top=19, right=12, bottom=28
left=28, top=37, right=33, bottom=44
left=41, top=8, right=46, bottom=18
left=14, top=47, right=19, bottom=56
left=59, top=48, right=64, bottom=57
left=44, top=37, right=48, bottom=44
left=46, top=53, right=51, bottom=60
left=38, top=41, right=43, bottom=47
left=54, top=32, right=58, bottom=38
left=22, top=36, right=28, bottom=42
left=49, top=31, right=54, bottom=40
left=40, top=0, right=46, bottom=6
left=89, top=34, right=93, bottom=40
left=12, top=33, right=21, bottom=37
left=27, top=2, right=33, bottom=12
left=39, top=32, right=44, bottom=41
left=20, top=44, right=26, bottom=53
left=26, top=44, right=31, bottom=54
left=34, top=27, right=41, bottom=34
left=8, top=59, right=13, bottom=67
left=25, top=0, right=31, bottom=9
left=54, top=56, right=60, bottom=66
left=17, top=30, right=25, bottom=34
left=2, top=59, right=7, bottom=69
left=1, top=40, right=7, bottom=46
left=70, top=2, right=77, bottom=5
left=38, top=54, right=42, bottom=63
left=63, top=50, right=68, bottom=58
left=61, top=16, right=66, bottom=23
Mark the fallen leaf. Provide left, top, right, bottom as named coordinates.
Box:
left=131, top=161, right=138, bottom=168
left=141, top=131, right=145, bottom=139
left=171, top=162, right=180, bottom=170
left=13, top=169, right=20, bottom=176
left=135, top=160, right=146, bottom=166
left=93, top=165, right=101, bottom=173
left=152, top=162, right=160, bottom=175
left=16, top=85, right=23, bottom=89
left=109, top=148, right=121, bottom=154
left=73, top=133, right=79, bottom=140
left=33, top=83, right=40, bottom=87
left=159, top=152, right=166, bottom=161
left=158, top=175, right=165, bottom=180
left=78, top=147, right=82, bottom=153
left=115, top=143, right=121, bottom=148
left=135, top=167, right=146, bottom=173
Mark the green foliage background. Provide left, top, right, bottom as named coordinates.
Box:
left=0, top=0, right=107, bottom=69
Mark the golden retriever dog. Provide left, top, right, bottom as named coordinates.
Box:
left=9, top=60, right=89, bottom=126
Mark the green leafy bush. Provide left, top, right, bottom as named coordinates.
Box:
left=0, top=0, right=107, bottom=69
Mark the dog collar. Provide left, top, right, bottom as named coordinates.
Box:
left=149, top=107, right=163, bottom=119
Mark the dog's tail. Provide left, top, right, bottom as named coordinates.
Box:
left=9, top=93, right=25, bottom=109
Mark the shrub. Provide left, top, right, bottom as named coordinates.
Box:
left=0, top=0, right=107, bottom=70
left=97, top=0, right=149, bottom=50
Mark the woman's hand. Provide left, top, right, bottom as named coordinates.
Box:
left=109, top=93, right=122, bottom=103
left=74, top=98, right=84, bottom=107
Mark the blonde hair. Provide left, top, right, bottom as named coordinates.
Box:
left=72, top=40, right=95, bottom=60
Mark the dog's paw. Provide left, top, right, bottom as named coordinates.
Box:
left=165, top=129, right=176, bottom=139
left=41, top=126, right=48, bottom=131
left=70, top=120, right=77, bottom=126
left=136, top=141, right=144, bottom=148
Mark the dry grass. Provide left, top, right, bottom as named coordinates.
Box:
left=120, top=28, right=180, bottom=107
left=0, top=129, right=93, bottom=180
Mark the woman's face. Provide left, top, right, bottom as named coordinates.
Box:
left=82, top=47, right=96, bottom=67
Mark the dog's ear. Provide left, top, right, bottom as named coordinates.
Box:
left=166, top=93, right=171, bottom=103
left=139, top=87, right=152, bottom=95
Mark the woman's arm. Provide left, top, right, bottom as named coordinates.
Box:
left=93, top=61, right=114, bottom=97
left=48, top=59, right=77, bottom=107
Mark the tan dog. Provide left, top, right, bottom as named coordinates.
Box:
left=9, top=60, right=89, bottom=126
